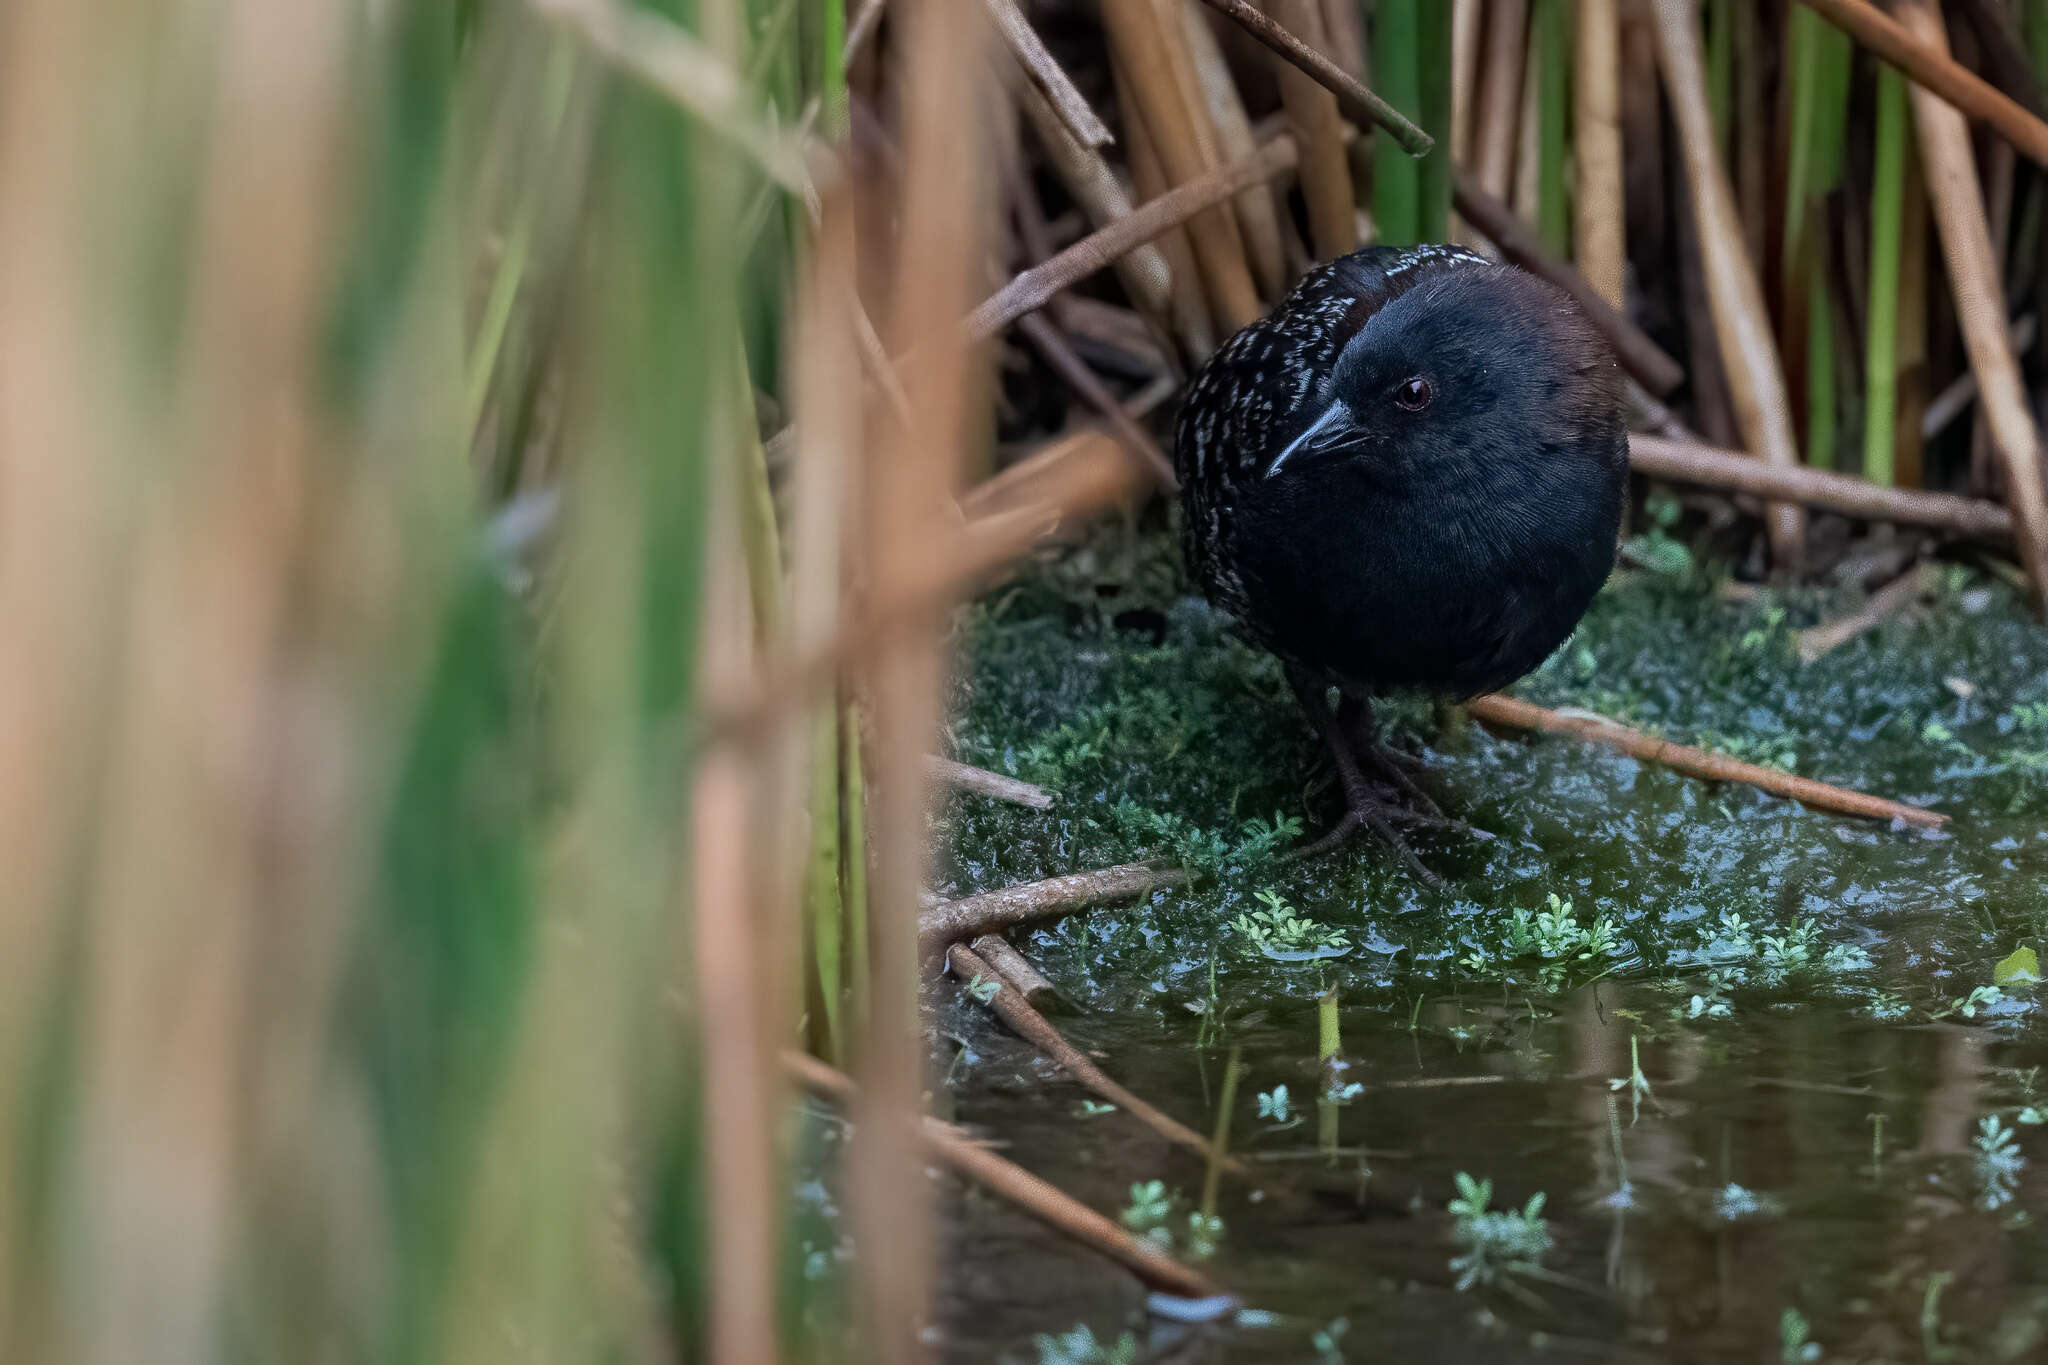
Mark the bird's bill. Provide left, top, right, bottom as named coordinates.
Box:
left=1265, top=401, right=1352, bottom=479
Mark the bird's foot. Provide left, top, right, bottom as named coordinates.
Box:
left=1288, top=792, right=1442, bottom=886
left=1358, top=744, right=1445, bottom=818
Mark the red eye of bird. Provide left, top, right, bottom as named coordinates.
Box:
left=1395, top=376, right=1432, bottom=412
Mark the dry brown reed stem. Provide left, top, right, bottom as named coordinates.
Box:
left=1013, top=78, right=1182, bottom=362
left=928, top=756, right=1055, bottom=808
left=785, top=1052, right=1229, bottom=1300
left=693, top=738, right=780, bottom=1363
left=945, top=944, right=1245, bottom=1173
left=854, top=3, right=991, bottom=1356
left=967, top=133, right=1301, bottom=342
left=1652, top=0, right=1806, bottom=572
left=919, top=862, right=1188, bottom=946
left=49, top=3, right=356, bottom=1355
left=1016, top=310, right=1180, bottom=488
left=1795, top=0, right=2048, bottom=168
left=1117, top=61, right=1219, bottom=358
left=535, top=0, right=812, bottom=191
left=1796, top=563, right=1937, bottom=663
left=1265, top=0, right=1358, bottom=259
left=713, top=432, right=1138, bottom=744
left=1899, top=0, right=2048, bottom=613
left=1451, top=0, right=1484, bottom=163
left=1100, top=0, right=1262, bottom=330
left=1575, top=0, right=1626, bottom=310
left=1473, top=0, right=1530, bottom=202
left=1452, top=175, right=1684, bottom=395
left=985, top=0, right=1112, bottom=150
left=1629, top=433, right=2014, bottom=542
left=1467, top=695, right=1949, bottom=827
left=1193, top=0, right=1434, bottom=154
left=1179, top=5, right=1288, bottom=298
left=970, top=933, right=1061, bottom=1008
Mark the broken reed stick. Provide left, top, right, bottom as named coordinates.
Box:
left=1653, top=0, right=1807, bottom=572
left=985, top=0, right=1113, bottom=150
left=927, top=755, right=1055, bottom=809
left=965, top=133, right=1301, bottom=342
left=1265, top=0, right=1358, bottom=259
left=1466, top=693, right=1948, bottom=828
left=919, top=862, right=1188, bottom=947
left=1628, top=433, right=2014, bottom=542
left=1191, top=0, right=1434, bottom=155
left=969, top=933, right=1061, bottom=1008
left=1793, top=0, right=2048, bottom=168
left=1899, top=0, right=2048, bottom=614
left=784, top=1051, right=1227, bottom=1301
left=1452, top=173, right=1684, bottom=395
left=1795, top=562, right=1936, bottom=663
left=947, top=943, right=1243, bottom=1173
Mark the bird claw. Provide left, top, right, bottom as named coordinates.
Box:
left=1288, top=800, right=1443, bottom=886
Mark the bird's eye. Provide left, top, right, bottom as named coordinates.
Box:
left=1395, top=376, right=1433, bottom=412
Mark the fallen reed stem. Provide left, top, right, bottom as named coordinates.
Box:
left=946, top=943, right=1241, bottom=1172
left=1467, top=694, right=1948, bottom=827
left=927, top=756, right=1055, bottom=809
left=1192, top=0, right=1434, bottom=154
left=1628, top=434, right=2013, bottom=542
left=784, top=1052, right=1228, bottom=1301
left=969, top=933, right=1061, bottom=1009
left=966, top=134, right=1301, bottom=342
left=1794, top=0, right=2048, bottom=167
left=919, top=862, right=1187, bottom=947
left=1795, top=562, right=1936, bottom=663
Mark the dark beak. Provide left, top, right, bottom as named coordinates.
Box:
left=1265, top=401, right=1352, bottom=479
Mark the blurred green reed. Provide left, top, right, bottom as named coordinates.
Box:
left=1781, top=3, right=1852, bottom=473
left=1864, top=65, right=1909, bottom=489
left=0, top=0, right=864, bottom=1361
left=1371, top=0, right=1451, bottom=247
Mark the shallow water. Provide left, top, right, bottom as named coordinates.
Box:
left=926, top=535, right=2048, bottom=1364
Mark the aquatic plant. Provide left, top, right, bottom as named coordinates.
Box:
left=1447, top=1173, right=1552, bottom=1291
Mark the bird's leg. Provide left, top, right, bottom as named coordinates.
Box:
left=1284, top=668, right=1439, bottom=883
left=1335, top=695, right=1443, bottom=819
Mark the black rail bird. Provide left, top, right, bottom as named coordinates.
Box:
left=1175, top=244, right=1628, bottom=874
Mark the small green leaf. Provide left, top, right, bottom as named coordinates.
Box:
left=1994, top=946, right=2041, bottom=989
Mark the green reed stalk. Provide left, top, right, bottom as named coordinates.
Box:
left=1706, top=0, right=1733, bottom=152
left=1201, top=1045, right=1243, bottom=1222
left=1372, top=0, right=1421, bottom=245
left=1864, top=64, right=1908, bottom=487
left=1782, top=3, right=1852, bottom=470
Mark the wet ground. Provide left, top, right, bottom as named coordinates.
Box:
left=923, top=525, right=2048, bottom=1363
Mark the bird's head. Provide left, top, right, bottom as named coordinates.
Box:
left=1263, top=262, right=1625, bottom=494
